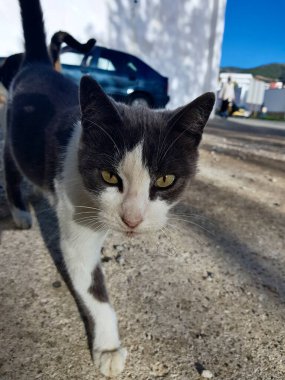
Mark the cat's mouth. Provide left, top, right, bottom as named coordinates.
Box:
left=116, top=225, right=156, bottom=236
left=115, top=228, right=140, bottom=236
left=110, top=224, right=146, bottom=235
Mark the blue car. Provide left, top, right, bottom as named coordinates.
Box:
left=60, top=45, right=169, bottom=108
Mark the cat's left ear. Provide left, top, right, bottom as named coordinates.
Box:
left=169, top=92, right=215, bottom=146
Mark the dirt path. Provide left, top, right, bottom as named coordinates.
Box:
left=0, top=118, right=285, bottom=379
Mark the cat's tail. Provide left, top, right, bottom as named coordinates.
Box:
left=18, top=0, right=51, bottom=65
left=49, top=31, right=96, bottom=64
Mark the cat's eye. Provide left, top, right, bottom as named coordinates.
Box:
left=101, top=170, right=119, bottom=185
left=155, top=175, right=175, bottom=188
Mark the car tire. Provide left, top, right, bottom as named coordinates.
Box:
left=129, top=94, right=152, bottom=107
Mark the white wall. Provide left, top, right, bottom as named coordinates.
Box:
left=0, top=0, right=227, bottom=108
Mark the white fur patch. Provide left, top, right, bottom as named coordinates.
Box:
left=118, top=144, right=150, bottom=226
left=95, top=347, right=127, bottom=377
left=57, top=204, right=121, bottom=352
left=99, top=142, right=171, bottom=233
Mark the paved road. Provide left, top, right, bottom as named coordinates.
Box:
left=210, top=116, right=285, bottom=137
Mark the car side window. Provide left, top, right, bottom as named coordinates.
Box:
left=60, top=52, right=85, bottom=66
left=127, top=61, right=138, bottom=72
left=97, top=57, right=116, bottom=71
left=85, top=54, right=96, bottom=67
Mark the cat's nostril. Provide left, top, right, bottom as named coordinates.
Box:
left=121, top=216, right=142, bottom=229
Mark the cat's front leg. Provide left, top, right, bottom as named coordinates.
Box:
left=59, top=221, right=127, bottom=377
left=89, top=265, right=127, bottom=377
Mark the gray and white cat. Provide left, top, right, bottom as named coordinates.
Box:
left=4, top=0, right=215, bottom=377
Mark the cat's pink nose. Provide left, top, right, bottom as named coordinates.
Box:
left=121, top=216, right=142, bottom=229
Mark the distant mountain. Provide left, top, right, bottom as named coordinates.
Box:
left=220, top=63, right=285, bottom=82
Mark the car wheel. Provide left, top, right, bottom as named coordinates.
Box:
left=129, top=94, right=151, bottom=107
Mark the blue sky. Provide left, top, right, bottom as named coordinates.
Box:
left=221, top=0, right=285, bottom=68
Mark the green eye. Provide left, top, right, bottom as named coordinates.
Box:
left=155, top=175, right=175, bottom=188
left=101, top=170, right=119, bottom=185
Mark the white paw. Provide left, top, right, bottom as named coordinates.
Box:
left=11, top=207, right=32, bottom=229
left=95, top=347, right=127, bottom=378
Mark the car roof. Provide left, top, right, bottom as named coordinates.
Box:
left=61, top=45, right=164, bottom=78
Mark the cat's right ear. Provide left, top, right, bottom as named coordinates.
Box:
left=79, top=75, right=122, bottom=126
left=168, top=92, right=215, bottom=146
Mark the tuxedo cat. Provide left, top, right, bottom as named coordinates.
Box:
left=4, top=0, right=215, bottom=376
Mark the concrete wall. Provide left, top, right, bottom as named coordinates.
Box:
left=0, top=0, right=227, bottom=108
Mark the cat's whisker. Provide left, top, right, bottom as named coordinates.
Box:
left=166, top=222, right=205, bottom=246
left=73, top=220, right=101, bottom=226
left=168, top=217, right=214, bottom=236
left=73, top=210, right=102, bottom=215
left=169, top=215, right=212, bottom=226
left=73, top=216, right=105, bottom=226
left=83, top=117, right=121, bottom=155
left=155, top=123, right=163, bottom=166
left=73, top=214, right=104, bottom=222
left=74, top=205, right=102, bottom=211
left=70, top=221, right=107, bottom=243
left=73, top=213, right=102, bottom=219
left=159, top=127, right=190, bottom=163
left=171, top=211, right=213, bottom=223
left=73, top=211, right=100, bottom=215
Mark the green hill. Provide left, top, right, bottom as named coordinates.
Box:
left=220, top=63, right=285, bottom=81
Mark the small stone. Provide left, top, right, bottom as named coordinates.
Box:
left=144, top=332, right=153, bottom=340
left=202, top=271, right=214, bottom=280
left=52, top=281, right=61, bottom=288
left=115, top=253, right=125, bottom=265
left=102, top=256, right=112, bottom=263
left=113, top=244, right=124, bottom=252
left=101, top=247, right=113, bottom=262
left=201, top=369, right=213, bottom=378
left=150, top=362, right=169, bottom=377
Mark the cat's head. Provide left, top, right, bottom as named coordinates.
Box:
left=78, top=76, right=214, bottom=234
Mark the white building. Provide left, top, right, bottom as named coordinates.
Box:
left=219, top=72, right=268, bottom=111
left=0, top=0, right=227, bottom=108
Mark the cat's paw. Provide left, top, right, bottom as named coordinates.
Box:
left=11, top=207, right=32, bottom=229
left=95, top=347, right=127, bottom=378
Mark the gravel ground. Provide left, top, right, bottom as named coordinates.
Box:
left=0, top=113, right=285, bottom=380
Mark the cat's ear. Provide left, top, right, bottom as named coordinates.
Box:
left=169, top=92, right=215, bottom=146
left=79, top=75, right=122, bottom=126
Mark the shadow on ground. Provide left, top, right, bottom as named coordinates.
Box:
left=179, top=179, right=285, bottom=304
left=0, top=192, right=95, bottom=358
